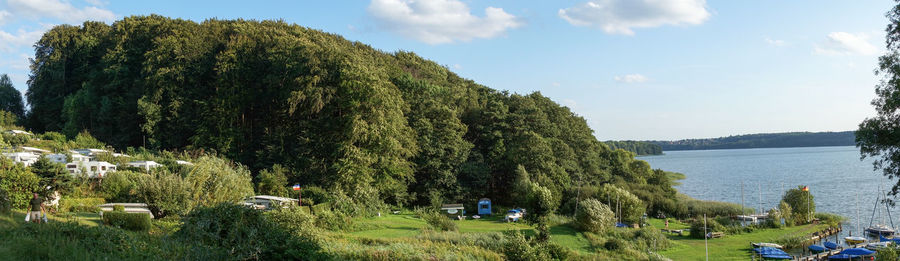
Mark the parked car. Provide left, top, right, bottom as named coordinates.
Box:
left=506, top=209, right=525, bottom=222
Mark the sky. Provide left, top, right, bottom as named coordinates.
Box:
left=0, top=0, right=894, bottom=140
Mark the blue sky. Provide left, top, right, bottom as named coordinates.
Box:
left=0, top=0, right=893, bottom=140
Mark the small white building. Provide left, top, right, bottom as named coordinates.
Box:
left=2, top=152, right=40, bottom=167
left=243, top=195, right=298, bottom=210
left=127, top=160, right=162, bottom=171
left=48, top=152, right=90, bottom=164
left=66, top=161, right=117, bottom=178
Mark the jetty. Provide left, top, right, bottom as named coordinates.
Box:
left=795, top=241, right=879, bottom=261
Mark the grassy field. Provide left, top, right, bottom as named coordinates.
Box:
left=2, top=210, right=102, bottom=228
left=648, top=218, right=829, bottom=260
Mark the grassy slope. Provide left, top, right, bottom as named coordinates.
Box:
left=648, top=218, right=829, bottom=260
left=350, top=213, right=595, bottom=254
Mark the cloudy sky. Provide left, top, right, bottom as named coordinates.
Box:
left=0, top=0, right=893, bottom=140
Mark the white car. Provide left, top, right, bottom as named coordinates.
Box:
left=506, top=209, right=524, bottom=222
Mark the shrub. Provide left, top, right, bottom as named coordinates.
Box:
left=597, top=184, right=645, bottom=224
left=301, top=186, right=330, bottom=205
left=101, top=171, right=141, bottom=202
left=175, top=203, right=324, bottom=260
left=311, top=203, right=331, bottom=215
left=256, top=164, right=290, bottom=197
left=102, top=211, right=151, bottom=231
left=184, top=156, right=254, bottom=207
left=265, top=207, right=319, bottom=237
left=0, top=187, right=9, bottom=214
left=416, top=208, right=458, bottom=232
left=689, top=216, right=724, bottom=239
left=113, top=205, right=125, bottom=212
left=135, top=171, right=193, bottom=218
left=501, top=230, right=550, bottom=261
left=0, top=160, right=41, bottom=209
left=59, top=197, right=105, bottom=213
left=315, top=210, right=355, bottom=231
left=574, top=198, right=614, bottom=233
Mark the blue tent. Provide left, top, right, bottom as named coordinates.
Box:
left=478, top=198, right=491, bottom=215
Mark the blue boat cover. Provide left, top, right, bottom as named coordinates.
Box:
left=827, top=254, right=853, bottom=260
left=761, top=254, right=792, bottom=259
left=615, top=222, right=628, bottom=228
left=881, top=235, right=900, bottom=243
left=808, top=245, right=826, bottom=252
left=824, top=241, right=839, bottom=250
left=753, top=247, right=789, bottom=255
left=840, top=248, right=875, bottom=256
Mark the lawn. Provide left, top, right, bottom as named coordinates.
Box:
left=349, top=213, right=596, bottom=254
left=648, top=218, right=830, bottom=260
left=2, top=210, right=102, bottom=228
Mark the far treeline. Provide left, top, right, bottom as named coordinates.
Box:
left=18, top=15, right=703, bottom=219
left=645, top=131, right=855, bottom=151
left=603, top=141, right=662, bottom=156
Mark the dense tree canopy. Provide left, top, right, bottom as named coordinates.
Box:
left=0, top=74, right=25, bottom=119
left=24, top=16, right=673, bottom=210
left=603, top=141, right=662, bottom=155
left=859, top=1, right=900, bottom=197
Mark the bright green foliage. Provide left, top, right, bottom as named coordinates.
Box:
left=574, top=198, right=614, bottom=233
left=176, top=204, right=324, bottom=260
left=782, top=186, right=815, bottom=224
left=0, top=158, right=41, bottom=209
left=876, top=246, right=899, bottom=260
left=858, top=2, right=900, bottom=197
left=778, top=201, right=794, bottom=226
left=416, top=208, right=458, bottom=232
left=113, top=205, right=125, bottom=212
left=102, top=211, right=151, bottom=231
left=256, top=164, right=290, bottom=198
left=597, top=184, right=645, bottom=225
left=689, top=217, right=724, bottom=239
left=0, top=110, right=16, bottom=128
left=265, top=207, right=319, bottom=236
left=0, top=74, right=24, bottom=118
left=135, top=171, right=193, bottom=218
left=58, top=197, right=105, bottom=212
left=511, top=165, right=558, bottom=219
left=185, top=156, right=254, bottom=206
left=30, top=156, right=73, bottom=198
left=101, top=171, right=141, bottom=202
left=604, top=140, right=662, bottom=155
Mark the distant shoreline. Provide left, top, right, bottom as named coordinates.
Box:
left=645, top=131, right=855, bottom=152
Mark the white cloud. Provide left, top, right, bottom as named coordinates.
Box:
left=368, top=0, right=522, bottom=44
left=0, top=10, right=11, bottom=25
left=0, top=28, right=45, bottom=52
left=614, top=73, right=648, bottom=83
left=765, top=37, right=785, bottom=47
left=551, top=82, right=561, bottom=87
left=452, top=64, right=462, bottom=69
left=558, top=0, right=710, bottom=35
left=813, top=32, right=878, bottom=56
left=7, top=0, right=115, bottom=24
left=85, top=0, right=107, bottom=6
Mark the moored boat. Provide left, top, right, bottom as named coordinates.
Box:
left=824, top=241, right=839, bottom=250
left=752, top=242, right=783, bottom=249
left=865, top=224, right=895, bottom=237
left=808, top=244, right=826, bottom=253
left=844, top=236, right=866, bottom=245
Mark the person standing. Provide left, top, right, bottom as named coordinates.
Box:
left=29, top=193, right=44, bottom=224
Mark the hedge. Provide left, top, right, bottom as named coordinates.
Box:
left=311, top=203, right=331, bottom=215
left=102, top=211, right=152, bottom=231
left=60, top=197, right=105, bottom=213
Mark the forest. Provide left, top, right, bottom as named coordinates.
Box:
left=603, top=141, right=662, bottom=156
left=646, top=131, right=855, bottom=151
left=20, top=15, right=687, bottom=215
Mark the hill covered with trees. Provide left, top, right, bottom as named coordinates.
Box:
left=646, top=131, right=855, bottom=151
left=603, top=140, right=662, bottom=155
left=21, top=15, right=686, bottom=216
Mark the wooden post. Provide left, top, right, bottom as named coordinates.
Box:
left=298, top=188, right=302, bottom=206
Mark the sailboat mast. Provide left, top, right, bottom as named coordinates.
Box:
left=857, top=191, right=860, bottom=235
left=758, top=182, right=762, bottom=214
left=741, top=181, right=744, bottom=216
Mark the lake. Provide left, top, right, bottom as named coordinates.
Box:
left=640, top=146, right=897, bottom=238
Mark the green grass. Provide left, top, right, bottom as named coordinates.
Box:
left=649, top=219, right=829, bottom=260
left=350, top=213, right=533, bottom=238
left=3, top=210, right=102, bottom=228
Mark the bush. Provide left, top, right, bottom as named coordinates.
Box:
left=113, top=205, right=125, bottom=212
left=175, top=203, right=324, bottom=260
left=574, top=198, right=615, bottom=233
left=597, top=184, right=645, bottom=225
left=416, top=208, right=458, bottom=232
left=101, top=171, right=141, bottom=202
left=265, top=207, right=319, bottom=237
left=689, top=216, right=724, bottom=239
left=0, top=160, right=41, bottom=209
left=256, top=164, right=290, bottom=198
left=135, top=171, right=193, bottom=218
left=184, top=156, right=254, bottom=208
left=301, top=186, right=330, bottom=205
left=102, top=211, right=151, bottom=231
left=59, top=197, right=105, bottom=213
left=315, top=209, right=355, bottom=231
left=501, top=230, right=550, bottom=261
left=311, top=203, right=331, bottom=215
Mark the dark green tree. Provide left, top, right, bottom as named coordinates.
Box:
left=859, top=1, right=900, bottom=197
left=782, top=186, right=815, bottom=224
left=0, top=74, right=24, bottom=119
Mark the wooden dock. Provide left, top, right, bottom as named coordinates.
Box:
left=794, top=241, right=876, bottom=261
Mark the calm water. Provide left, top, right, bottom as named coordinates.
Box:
left=641, top=146, right=897, bottom=240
